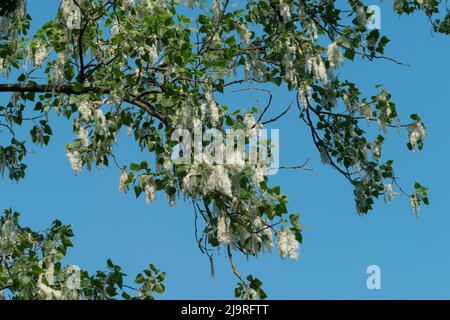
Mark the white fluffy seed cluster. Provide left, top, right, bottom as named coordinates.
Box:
left=208, top=165, right=233, bottom=197
left=215, top=211, right=274, bottom=256
left=32, top=43, right=48, bottom=67
left=51, top=52, right=67, bottom=86
left=217, top=215, right=231, bottom=244
left=110, top=21, right=120, bottom=36
left=410, top=195, right=420, bottom=216
left=119, top=168, right=128, bottom=193
left=276, top=227, right=299, bottom=260
left=415, top=0, right=433, bottom=10
left=122, top=0, right=135, bottom=9
left=139, top=174, right=157, bottom=204
left=61, top=0, right=82, bottom=29
left=327, top=42, right=344, bottom=69
left=78, top=100, right=93, bottom=121
left=359, top=103, right=372, bottom=123
left=149, top=43, right=159, bottom=65
left=237, top=24, right=251, bottom=45
left=384, top=183, right=397, bottom=204
left=242, top=287, right=258, bottom=300
left=306, top=55, right=328, bottom=84
left=212, top=0, right=221, bottom=20
left=77, top=127, right=89, bottom=147
left=408, top=121, right=426, bottom=149
left=182, top=163, right=235, bottom=199
left=280, top=1, right=292, bottom=21
left=66, top=148, right=83, bottom=175
left=205, top=89, right=220, bottom=125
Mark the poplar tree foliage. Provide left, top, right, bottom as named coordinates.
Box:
left=0, top=0, right=444, bottom=299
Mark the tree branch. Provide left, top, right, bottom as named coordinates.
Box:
left=0, top=83, right=167, bottom=125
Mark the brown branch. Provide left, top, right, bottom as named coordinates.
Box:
left=276, top=158, right=313, bottom=171
left=261, top=103, right=292, bottom=126
left=226, top=244, right=247, bottom=287
left=0, top=83, right=167, bottom=125
left=0, top=83, right=107, bottom=95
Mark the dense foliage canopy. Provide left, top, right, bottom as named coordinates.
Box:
left=1, top=0, right=447, bottom=299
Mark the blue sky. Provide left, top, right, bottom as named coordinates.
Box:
left=2, top=1, right=450, bottom=299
